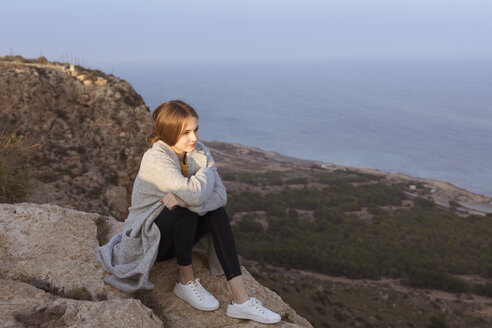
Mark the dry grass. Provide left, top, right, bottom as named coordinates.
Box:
left=0, top=128, right=39, bottom=203
left=94, top=216, right=111, bottom=246
left=0, top=55, right=48, bottom=64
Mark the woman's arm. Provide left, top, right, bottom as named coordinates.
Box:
left=140, top=150, right=215, bottom=206
left=187, top=168, right=227, bottom=215
left=160, top=192, right=189, bottom=210
left=186, top=145, right=227, bottom=215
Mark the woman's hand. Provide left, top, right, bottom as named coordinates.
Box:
left=160, top=193, right=189, bottom=210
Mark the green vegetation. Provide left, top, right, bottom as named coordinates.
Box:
left=0, top=129, right=39, bottom=203
left=313, top=169, right=384, bottom=185
left=227, top=183, right=405, bottom=215
left=222, top=170, right=284, bottom=186
left=222, top=168, right=385, bottom=187
left=428, top=316, right=449, bottom=328
left=227, top=170, right=492, bottom=297
left=248, top=264, right=490, bottom=328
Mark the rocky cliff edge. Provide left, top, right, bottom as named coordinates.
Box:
left=0, top=57, right=312, bottom=327
left=0, top=203, right=312, bottom=327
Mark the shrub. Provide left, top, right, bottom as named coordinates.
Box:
left=221, top=172, right=236, bottom=181
left=449, top=200, right=459, bottom=209
left=263, top=171, right=283, bottom=185
left=481, top=263, right=492, bottom=278
left=285, top=177, right=308, bottom=185
left=265, top=202, right=285, bottom=216
left=473, top=282, right=492, bottom=297
left=427, top=315, right=448, bottom=328
left=36, top=56, right=48, bottom=64
left=0, top=129, right=39, bottom=203
left=85, top=71, right=98, bottom=83
left=414, top=197, right=435, bottom=208
left=0, top=55, right=48, bottom=64
left=236, top=217, right=264, bottom=233
left=404, top=268, right=470, bottom=293
left=287, top=208, right=299, bottom=218
left=367, top=204, right=387, bottom=215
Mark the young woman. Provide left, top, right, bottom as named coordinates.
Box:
left=97, top=100, right=280, bottom=324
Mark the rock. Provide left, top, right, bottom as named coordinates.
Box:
left=0, top=203, right=125, bottom=301
left=0, top=203, right=312, bottom=327
left=0, top=279, right=163, bottom=328
left=95, top=77, right=108, bottom=86
left=141, top=256, right=312, bottom=327
left=0, top=59, right=153, bottom=220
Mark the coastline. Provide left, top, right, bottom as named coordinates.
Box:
left=205, top=140, right=492, bottom=215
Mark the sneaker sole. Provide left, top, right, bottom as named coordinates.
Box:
left=173, top=285, right=219, bottom=311
left=226, top=307, right=281, bottom=324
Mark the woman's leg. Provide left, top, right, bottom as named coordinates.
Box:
left=154, top=207, right=198, bottom=283
left=155, top=207, right=220, bottom=311
left=197, top=207, right=281, bottom=322
left=228, top=276, right=249, bottom=304
left=198, top=207, right=248, bottom=303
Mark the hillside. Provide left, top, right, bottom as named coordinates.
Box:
left=205, top=141, right=492, bottom=327
left=0, top=55, right=152, bottom=219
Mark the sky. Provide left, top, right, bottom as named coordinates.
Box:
left=1, top=0, right=492, bottom=67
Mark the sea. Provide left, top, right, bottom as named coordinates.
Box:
left=112, top=58, right=492, bottom=198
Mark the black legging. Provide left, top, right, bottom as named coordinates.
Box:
left=154, top=206, right=242, bottom=281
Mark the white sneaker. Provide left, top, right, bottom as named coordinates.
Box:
left=226, top=297, right=281, bottom=324
left=173, top=278, right=219, bottom=311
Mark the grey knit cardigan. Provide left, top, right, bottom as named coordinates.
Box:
left=97, top=140, right=227, bottom=293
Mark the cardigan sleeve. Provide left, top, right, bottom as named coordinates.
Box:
left=140, top=150, right=215, bottom=206
left=187, top=146, right=227, bottom=215
left=187, top=168, right=227, bottom=215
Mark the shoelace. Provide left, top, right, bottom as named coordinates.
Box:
left=248, top=297, right=265, bottom=314
left=190, top=278, right=211, bottom=301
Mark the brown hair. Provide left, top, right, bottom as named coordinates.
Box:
left=147, top=100, right=199, bottom=146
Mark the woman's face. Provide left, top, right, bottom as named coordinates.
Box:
left=171, top=116, right=199, bottom=156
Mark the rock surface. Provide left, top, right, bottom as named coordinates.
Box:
left=0, top=203, right=125, bottom=300
left=0, top=58, right=153, bottom=219
left=0, top=279, right=162, bottom=328
left=0, top=203, right=312, bottom=328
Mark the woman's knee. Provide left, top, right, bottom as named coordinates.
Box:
left=170, top=206, right=197, bottom=220
left=208, top=207, right=228, bottom=220
left=157, top=207, right=197, bottom=230
left=206, top=207, right=232, bottom=229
